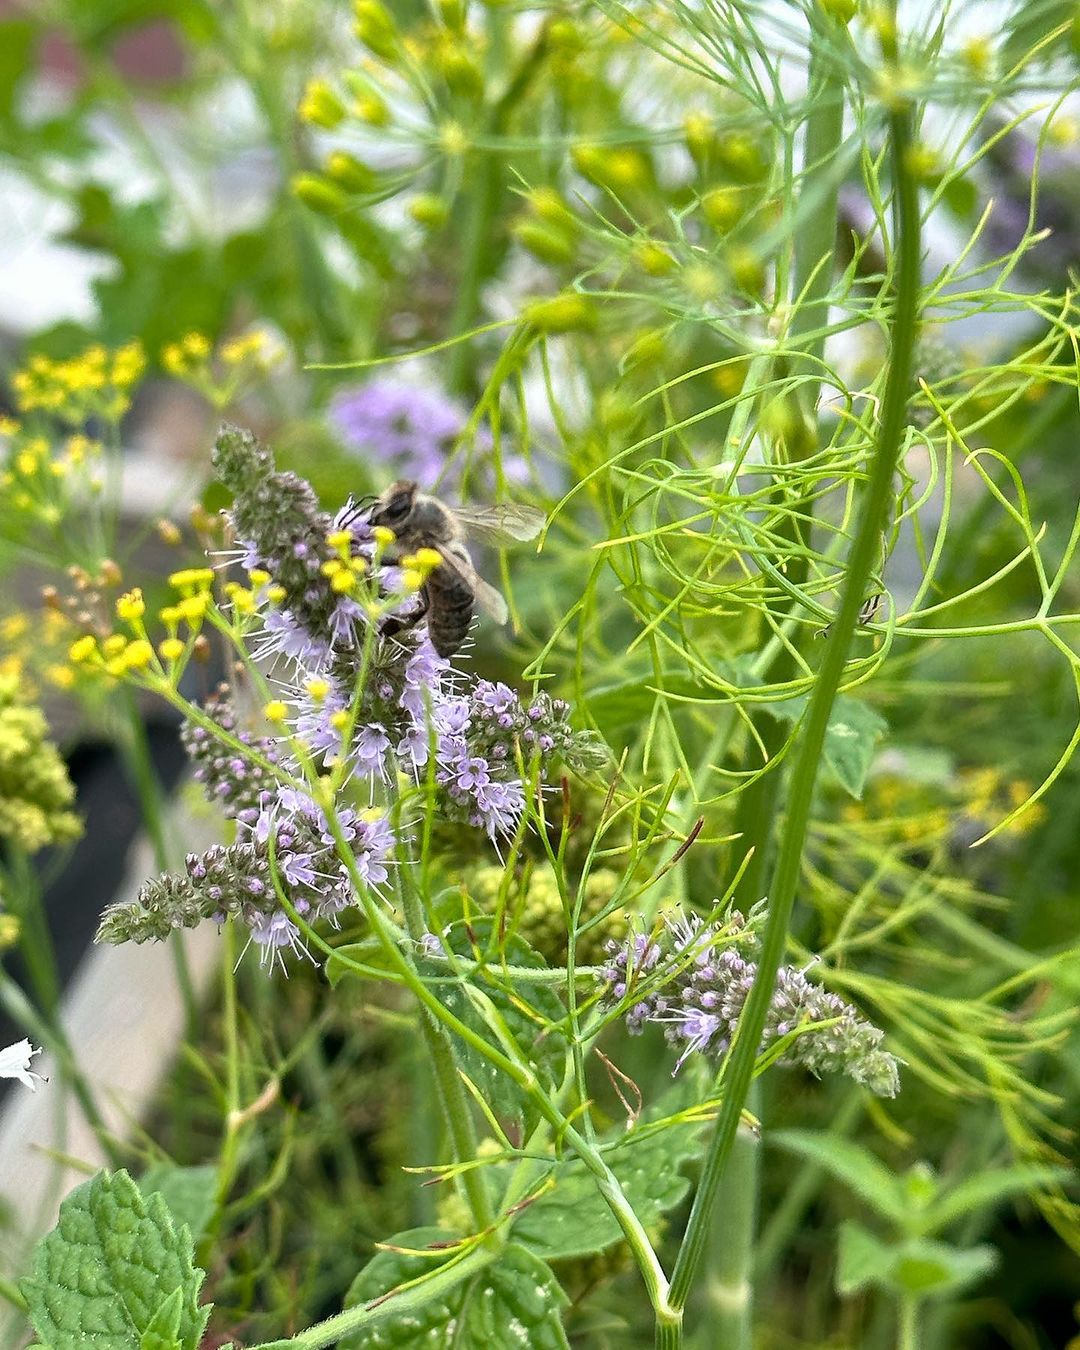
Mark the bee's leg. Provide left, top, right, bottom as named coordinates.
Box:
left=380, top=586, right=429, bottom=642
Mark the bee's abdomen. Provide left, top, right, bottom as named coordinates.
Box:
left=426, top=572, right=474, bottom=657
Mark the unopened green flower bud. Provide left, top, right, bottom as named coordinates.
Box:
left=572, top=144, right=651, bottom=193
left=525, top=187, right=578, bottom=232
left=353, top=0, right=398, bottom=60
left=700, top=186, right=745, bottom=232
left=523, top=292, right=597, bottom=334
left=727, top=245, right=765, bottom=295
left=291, top=173, right=348, bottom=215
left=325, top=151, right=378, bottom=194
left=684, top=111, right=716, bottom=164
left=716, top=133, right=769, bottom=184
left=633, top=241, right=676, bottom=277
left=548, top=17, right=584, bottom=56
left=437, top=44, right=483, bottom=97
left=298, top=79, right=346, bottom=129
left=513, top=219, right=576, bottom=264
left=408, top=194, right=450, bottom=228
left=818, top=0, right=857, bottom=22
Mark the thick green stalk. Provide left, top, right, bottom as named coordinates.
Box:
left=395, top=873, right=496, bottom=1234
left=664, top=87, right=922, bottom=1330
left=697, top=1091, right=759, bottom=1349
left=717, top=24, right=850, bottom=1344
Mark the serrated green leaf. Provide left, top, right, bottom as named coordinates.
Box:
left=326, top=936, right=402, bottom=987
left=428, top=923, right=566, bottom=1126
left=512, top=1115, right=700, bottom=1260
left=341, top=1228, right=568, bottom=1348
left=770, top=1130, right=908, bottom=1224
left=890, top=1239, right=997, bottom=1297
left=767, top=694, right=887, bottom=798
left=139, top=1164, right=217, bottom=1242
left=20, top=1169, right=210, bottom=1350
left=139, top=1287, right=183, bottom=1350
left=836, top=1220, right=893, bottom=1294
left=836, top=1223, right=998, bottom=1300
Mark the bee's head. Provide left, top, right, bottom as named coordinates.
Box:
left=370, top=480, right=417, bottom=532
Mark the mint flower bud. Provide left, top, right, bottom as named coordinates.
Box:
left=599, top=909, right=899, bottom=1097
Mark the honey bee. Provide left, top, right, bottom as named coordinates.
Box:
left=366, top=480, right=545, bottom=657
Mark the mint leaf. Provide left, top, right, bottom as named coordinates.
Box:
left=139, top=1287, right=183, bottom=1350
left=427, top=923, right=566, bottom=1126
left=767, top=694, right=887, bottom=799
left=139, top=1164, right=217, bottom=1242
left=341, top=1228, right=568, bottom=1348
left=836, top=1220, right=894, bottom=1294
left=512, top=1114, right=700, bottom=1260
left=21, top=1169, right=210, bottom=1350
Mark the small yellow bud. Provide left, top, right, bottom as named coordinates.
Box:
left=331, top=570, right=357, bottom=594
left=159, top=605, right=182, bottom=628
left=169, top=567, right=214, bottom=592
left=372, top=525, right=396, bottom=547
left=326, top=529, right=353, bottom=551
left=633, top=241, right=676, bottom=276
left=178, top=595, right=208, bottom=623
left=159, top=638, right=185, bottom=662
left=264, top=701, right=289, bottom=723
left=66, top=639, right=95, bottom=666
left=305, top=678, right=331, bottom=702
left=0, top=914, right=21, bottom=950
left=298, top=78, right=346, bottom=129
left=399, top=568, right=424, bottom=593
left=408, top=194, right=451, bottom=229
left=329, top=710, right=351, bottom=731
left=523, top=292, right=596, bottom=334
left=116, top=588, right=145, bottom=622
left=249, top=568, right=271, bottom=586
left=266, top=584, right=287, bottom=603
left=701, top=186, right=745, bottom=232
left=321, top=559, right=344, bottom=576
left=124, top=639, right=154, bottom=670
left=414, top=547, right=443, bottom=570
left=103, top=635, right=128, bottom=657
left=227, top=586, right=255, bottom=614
left=326, top=151, right=377, bottom=194
left=353, top=0, right=398, bottom=60
left=292, top=173, right=349, bottom=216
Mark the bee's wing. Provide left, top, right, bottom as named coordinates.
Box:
left=435, top=544, right=510, bottom=625
left=452, top=503, right=545, bottom=546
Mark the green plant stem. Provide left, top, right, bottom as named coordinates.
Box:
left=395, top=872, right=496, bottom=1235
left=898, top=1294, right=920, bottom=1350
left=0, top=1275, right=27, bottom=1315
left=446, top=28, right=550, bottom=395
left=247, top=1242, right=498, bottom=1350
left=716, top=27, right=850, bottom=1347
left=296, top=822, right=675, bottom=1328
left=664, top=85, right=921, bottom=1333
left=696, top=1089, right=759, bottom=1350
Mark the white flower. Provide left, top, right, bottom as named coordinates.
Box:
left=0, top=1039, right=43, bottom=1091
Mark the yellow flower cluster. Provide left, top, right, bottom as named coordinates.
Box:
left=68, top=567, right=218, bottom=684
left=0, top=672, right=81, bottom=853
left=840, top=765, right=1047, bottom=845
left=161, top=329, right=279, bottom=408
left=321, top=529, right=371, bottom=599
left=10, top=341, right=145, bottom=423
left=0, top=608, right=78, bottom=691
